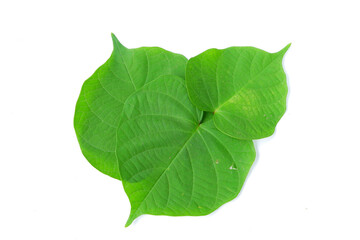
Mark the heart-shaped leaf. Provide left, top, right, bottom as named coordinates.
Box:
left=116, top=75, right=255, bottom=226
left=74, top=34, right=187, bottom=179
left=186, top=45, right=290, bottom=139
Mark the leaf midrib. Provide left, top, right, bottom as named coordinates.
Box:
left=126, top=124, right=200, bottom=226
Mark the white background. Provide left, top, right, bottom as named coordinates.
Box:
left=1, top=0, right=359, bottom=239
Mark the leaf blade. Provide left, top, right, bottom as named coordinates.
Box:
left=186, top=44, right=290, bottom=139
left=74, top=34, right=187, bottom=179
left=117, top=75, right=256, bottom=226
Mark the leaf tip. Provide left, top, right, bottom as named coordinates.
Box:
left=279, top=43, right=291, bottom=55
left=274, top=43, right=291, bottom=58
left=284, top=42, right=292, bottom=50
left=124, top=209, right=140, bottom=227
left=125, top=214, right=136, bottom=228
left=110, top=32, right=126, bottom=50
left=110, top=32, right=118, bottom=43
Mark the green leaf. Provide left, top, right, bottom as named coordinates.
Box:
left=116, top=75, right=256, bottom=226
left=186, top=44, right=290, bottom=139
left=74, top=34, right=187, bottom=179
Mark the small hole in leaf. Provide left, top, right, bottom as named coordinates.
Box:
left=229, top=164, right=237, bottom=170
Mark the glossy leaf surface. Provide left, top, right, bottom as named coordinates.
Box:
left=74, top=34, right=187, bottom=179
left=116, top=75, right=256, bottom=226
left=186, top=45, right=290, bottom=139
